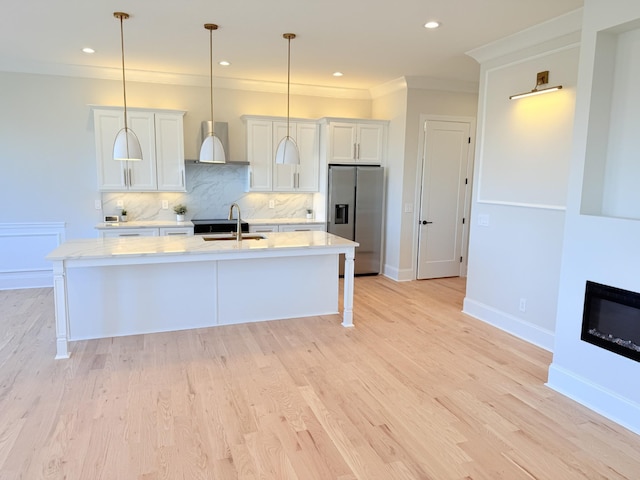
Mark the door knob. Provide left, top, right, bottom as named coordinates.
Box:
left=421, top=220, right=433, bottom=225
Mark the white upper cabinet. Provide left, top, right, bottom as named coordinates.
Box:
left=246, top=118, right=273, bottom=192
left=324, top=119, right=386, bottom=164
left=155, top=113, right=186, bottom=191
left=93, top=107, right=185, bottom=192
left=273, top=121, right=319, bottom=192
left=244, top=116, right=319, bottom=193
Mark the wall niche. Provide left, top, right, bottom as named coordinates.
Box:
left=581, top=20, right=640, bottom=220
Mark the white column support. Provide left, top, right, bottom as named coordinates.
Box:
left=52, top=261, right=70, bottom=359
left=342, top=248, right=355, bottom=327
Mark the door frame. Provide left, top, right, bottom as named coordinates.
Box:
left=413, top=114, right=476, bottom=279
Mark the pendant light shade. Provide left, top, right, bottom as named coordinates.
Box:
left=275, top=33, right=300, bottom=165
left=275, top=136, right=300, bottom=165
left=113, top=12, right=142, bottom=161
left=199, top=23, right=226, bottom=163
left=113, top=128, right=143, bottom=161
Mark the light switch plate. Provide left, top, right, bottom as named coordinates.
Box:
left=116, top=200, right=124, bottom=208
left=478, top=214, right=490, bottom=226
left=269, top=200, right=275, bottom=209
left=94, top=200, right=102, bottom=210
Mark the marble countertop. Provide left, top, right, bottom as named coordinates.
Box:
left=246, top=217, right=324, bottom=225
left=95, top=220, right=193, bottom=230
left=47, top=231, right=356, bottom=262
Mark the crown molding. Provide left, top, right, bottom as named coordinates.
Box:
left=467, top=8, right=583, bottom=64
left=0, top=60, right=372, bottom=100
left=369, top=77, right=408, bottom=98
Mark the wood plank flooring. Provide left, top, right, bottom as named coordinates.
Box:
left=1, top=276, right=639, bottom=479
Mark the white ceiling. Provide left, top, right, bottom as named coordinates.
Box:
left=2, top=0, right=583, bottom=93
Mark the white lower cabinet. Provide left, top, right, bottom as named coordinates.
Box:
left=249, top=223, right=325, bottom=233
left=100, top=228, right=159, bottom=239
left=99, top=226, right=193, bottom=238
left=278, top=224, right=325, bottom=232
left=249, top=224, right=278, bottom=233
left=159, top=227, right=193, bottom=236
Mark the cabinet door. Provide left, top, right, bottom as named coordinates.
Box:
left=273, top=121, right=296, bottom=191
left=328, top=122, right=357, bottom=163
left=126, top=112, right=157, bottom=191
left=247, top=120, right=273, bottom=191
left=296, top=122, right=320, bottom=192
left=155, top=113, right=186, bottom=192
left=357, top=123, right=384, bottom=164
left=94, top=110, right=127, bottom=191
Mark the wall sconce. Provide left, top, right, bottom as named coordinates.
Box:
left=509, top=71, right=563, bottom=100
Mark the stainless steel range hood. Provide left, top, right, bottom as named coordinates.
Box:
left=185, top=121, right=249, bottom=166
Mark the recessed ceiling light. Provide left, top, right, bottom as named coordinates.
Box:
left=219, top=60, right=230, bottom=66
left=333, top=72, right=343, bottom=77
left=424, top=21, right=440, bottom=29
left=82, top=47, right=95, bottom=54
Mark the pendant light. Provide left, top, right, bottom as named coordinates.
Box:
left=199, top=23, right=226, bottom=163
left=112, top=12, right=143, bottom=161
left=275, top=33, right=300, bottom=165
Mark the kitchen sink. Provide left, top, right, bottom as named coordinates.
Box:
left=202, top=234, right=266, bottom=241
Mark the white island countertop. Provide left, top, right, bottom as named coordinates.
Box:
left=47, top=231, right=356, bottom=262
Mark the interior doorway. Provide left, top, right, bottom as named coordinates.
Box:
left=416, top=117, right=474, bottom=279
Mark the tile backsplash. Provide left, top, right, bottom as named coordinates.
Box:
left=102, top=164, right=314, bottom=221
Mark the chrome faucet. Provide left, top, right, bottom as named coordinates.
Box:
left=228, top=203, right=242, bottom=239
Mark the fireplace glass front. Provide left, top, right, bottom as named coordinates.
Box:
left=581, top=281, right=640, bottom=363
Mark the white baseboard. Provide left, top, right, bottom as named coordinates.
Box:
left=462, top=297, right=555, bottom=351
left=0, top=270, right=54, bottom=289
left=0, top=222, right=65, bottom=290
left=547, top=364, right=640, bottom=436
left=382, top=264, right=414, bottom=282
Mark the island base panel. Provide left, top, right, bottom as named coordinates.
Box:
left=66, top=261, right=218, bottom=340
left=217, top=255, right=339, bottom=325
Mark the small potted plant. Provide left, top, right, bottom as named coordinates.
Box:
left=306, top=208, right=313, bottom=220
left=120, top=208, right=128, bottom=222
left=174, top=204, right=187, bottom=222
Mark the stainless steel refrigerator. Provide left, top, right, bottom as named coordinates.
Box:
left=327, top=165, right=384, bottom=275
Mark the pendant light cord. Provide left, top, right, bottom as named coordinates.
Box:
left=209, top=28, right=214, bottom=131
left=286, top=35, right=291, bottom=137
left=119, top=14, right=129, bottom=133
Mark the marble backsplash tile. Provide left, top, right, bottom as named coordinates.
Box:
left=102, top=164, right=314, bottom=221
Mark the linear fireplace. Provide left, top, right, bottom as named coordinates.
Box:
left=581, top=281, right=640, bottom=363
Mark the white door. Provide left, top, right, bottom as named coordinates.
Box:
left=417, top=120, right=470, bottom=279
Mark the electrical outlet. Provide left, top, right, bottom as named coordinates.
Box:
left=478, top=214, right=490, bottom=226
left=162, top=200, right=169, bottom=209
left=519, top=298, right=527, bottom=312
left=94, top=200, right=102, bottom=210
left=116, top=200, right=124, bottom=208
left=269, top=200, right=275, bottom=209
left=404, top=203, right=413, bottom=213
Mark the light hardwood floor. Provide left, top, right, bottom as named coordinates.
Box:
left=1, top=276, right=639, bottom=479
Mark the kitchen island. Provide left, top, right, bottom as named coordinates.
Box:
left=46, top=231, right=358, bottom=359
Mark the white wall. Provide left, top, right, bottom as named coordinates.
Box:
left=464, top=11, right=581, bottom=351
left=372, top=82, right=478, bottom=281
left=549, top=0, right=640, bottom=436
